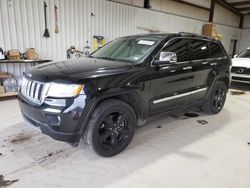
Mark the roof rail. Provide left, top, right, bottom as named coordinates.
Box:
left=178, top=32, right=210, bottom=39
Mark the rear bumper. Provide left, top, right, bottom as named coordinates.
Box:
left=18, top=93, right=86, bottom=143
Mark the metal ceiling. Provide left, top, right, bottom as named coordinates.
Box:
left=175, top=0, right=250, bottom=15
left=224, top=0, right=250, bottom=15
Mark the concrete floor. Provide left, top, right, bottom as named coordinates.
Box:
left=1, top=82, right=250, bottom=188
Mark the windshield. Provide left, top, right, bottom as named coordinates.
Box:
left=91, top=36, right=161, bottom=63
left=238, top=49, right=250, bottom=58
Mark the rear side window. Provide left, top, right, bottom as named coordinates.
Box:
left=209, top=42, right=225, bottom=58
left=190, top=39, right=209, bottom=61
left=161, top=38, right=189, bottom=62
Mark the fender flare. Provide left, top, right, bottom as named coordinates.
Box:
left=77, top=89, right=146, bottom=138
left=205, top=71, right=230, bottom=100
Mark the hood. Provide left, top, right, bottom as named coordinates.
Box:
left=27, top=57, right=133, bottom=82
left=232, top=58, right=250, bottom=68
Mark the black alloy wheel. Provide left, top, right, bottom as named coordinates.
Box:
left=84, top=99, right=136, bottom=157
left=98, top=111, right=131, bottom=149
left=212, top=87, right=226, bottom=111
left=202, top=81, right=228, bottom=114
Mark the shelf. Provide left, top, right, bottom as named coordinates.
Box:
left=0, top=59, right=52, bottom=64
left=0, top=92, right=18, bottom=99
left=0, top=74, right=12, bottom=79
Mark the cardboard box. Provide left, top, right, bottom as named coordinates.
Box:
left=26, top=48, right=37, bottom=60
left=203, top=24, right=216, bottom=37
left=203, top=23, right=222, bottom=41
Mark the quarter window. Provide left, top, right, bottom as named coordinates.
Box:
left=209, top=42, right=225, bottom=58
left=160, top=38, right=189, bottom=62
left=190, top=39, right=209, bottom=60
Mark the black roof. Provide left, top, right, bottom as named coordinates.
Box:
left=123, top=32, right=215, bottom=41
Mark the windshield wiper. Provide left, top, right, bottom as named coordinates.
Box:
left=93, top=56, right=134, bottom=64
left=97, top=57, right=116, bottom=61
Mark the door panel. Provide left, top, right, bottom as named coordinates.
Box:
left=190, top=60, right=212, bottom=101
left=150, top=63, right=194, bottom=114
left=189, top=39, right=211, bottom=102
left=149, top=38, right=194, bottom=115
left=190, top=40, right=228, bottom=102
left=209, top=42, right=229, bottom=75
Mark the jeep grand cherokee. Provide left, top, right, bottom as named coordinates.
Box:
left=18, top=33, right=231, bottom=157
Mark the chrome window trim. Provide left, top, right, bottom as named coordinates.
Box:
left=153, top=87, right=207, bottom=104
left=150, top=37, right=189, bottom=66
left=150, top=36, right=226, bottom=67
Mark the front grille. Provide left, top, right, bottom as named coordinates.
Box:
left=231, top=67, right=250, bottom=74
left=21, top=77, right=47, bottom=104
left=232, top=76, right=250, bottom=82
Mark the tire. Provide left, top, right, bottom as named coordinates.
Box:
left=202, top=81, right=228, bottom=114
left=84, top=99, right=136, bottom=157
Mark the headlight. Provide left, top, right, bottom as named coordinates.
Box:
left=47, top=83, right=83, bottom=98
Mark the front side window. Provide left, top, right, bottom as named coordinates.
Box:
left=209, top=42, right=225, bottom=58
left=158, top=38, right=189, bottom=62
left=190, top=39, right=209, bottom=61
left=238, top=49, right=250, bottom=58
left=91, top=36, right=161, bottom=63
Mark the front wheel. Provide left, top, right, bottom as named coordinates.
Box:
left=84, top=99, right=136, bottom=157
left=202, top=81, right=228, bottom=114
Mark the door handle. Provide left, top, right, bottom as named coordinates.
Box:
left=183, top=66, right=192, bottom=70
left=210, top=62, right=218, bottom=66
left=126, top=82, right=143, bottom=90
left=161, top=66, right=170, bottom=70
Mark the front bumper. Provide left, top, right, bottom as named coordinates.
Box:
left=18, top=93, right=86, bottom=143
left=231, top=73, right=250, bottom=84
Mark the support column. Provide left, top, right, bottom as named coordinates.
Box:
left=209, top=0, right=215, bottom=22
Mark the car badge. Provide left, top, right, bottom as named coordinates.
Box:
left=237, top=68, right=244, bottom=74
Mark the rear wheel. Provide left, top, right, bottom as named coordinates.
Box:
left=84, top=99, right=136, bottom=157
left=202, top=81, right=228, bottom=114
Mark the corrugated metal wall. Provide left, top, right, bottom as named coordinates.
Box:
left=239, top=29, right=250, bottom=52
left=239, top=15, right=250, bottom=52
left=0, top=0, right=242, bottom=79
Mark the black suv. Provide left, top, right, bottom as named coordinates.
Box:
left=18, top=33, right=230, bottom=157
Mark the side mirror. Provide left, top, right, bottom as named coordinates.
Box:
left=233, top=54, right=238, bottom=58
left=153, top=52, right=177, bottom=65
